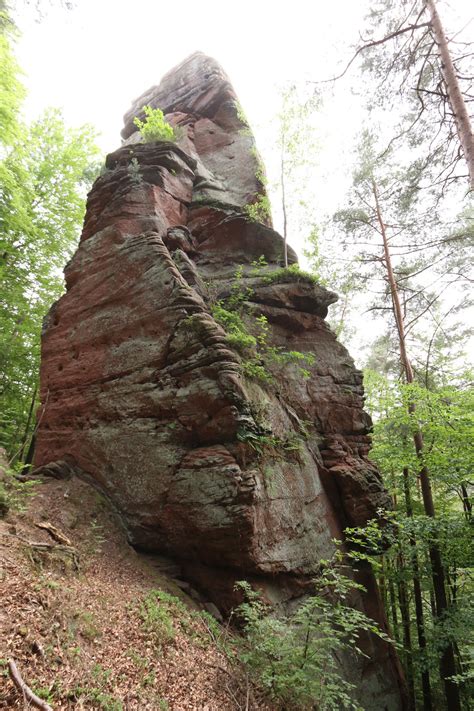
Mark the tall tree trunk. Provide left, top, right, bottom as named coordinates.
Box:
left=373, top=181, right=461, bottom=710
left=388, top=576, right=400, bottom=642
left=424, top=0, right=474, bottom=189
left=460, top=483, right=472, bottom=521
left=16, top=385, right=37, bottom=463
left=21, top=433, right=35, bottom=474
left=404, top=467, right=433, bottom=711
left=397, top=548, right=416, bottom=709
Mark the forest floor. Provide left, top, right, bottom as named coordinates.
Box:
left=0, top=468, right=271, bottom=710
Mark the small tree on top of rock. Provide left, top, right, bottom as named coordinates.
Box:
left=133, top=105, right=176, bottom=143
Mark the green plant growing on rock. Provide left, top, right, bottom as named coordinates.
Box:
left=211, top=303, right=257, bottom=353
left=262, top=263, right=320, bottom=286
left=244, top=150, right=271, bottom=224
left=235, top=100, right=251, bottom=132
left=212, top=265, right=316, bottom=382
left=237, top=428, right=303, bottom=459
left=133, top=106, right=176, bottom=143
left=127, top=157, right=143, bottom=185
left=250, top=255, right=268, bottom=275
left=244, top=195, right=271, bottom=223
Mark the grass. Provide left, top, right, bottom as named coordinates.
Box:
left=261, top=263, right=320, bottom=286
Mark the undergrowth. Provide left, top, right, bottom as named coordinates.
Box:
left=0, top=464, right=39, bottom=518
left=232, top=553, right=391, bottom=710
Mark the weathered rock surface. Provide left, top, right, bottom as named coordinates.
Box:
left=35, top=52, right=406, bottom=709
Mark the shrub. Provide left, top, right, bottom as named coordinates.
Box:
left=244, top=195, right=271, bottom=223
left=127, top=157, right=143, bottom=184
left=211, top=302, right=257, bottom=353
left=133, top=106, right=176, bottom=143
left=234, top=558, right=389, bottom=710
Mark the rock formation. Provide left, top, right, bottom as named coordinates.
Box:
left=34, top=53, right=406, bottom=708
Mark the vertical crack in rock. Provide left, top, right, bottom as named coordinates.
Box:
left=34, top=52, right=406, bottom=709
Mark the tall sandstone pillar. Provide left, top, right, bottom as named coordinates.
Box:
left=35, top=53, right=406, bottom=709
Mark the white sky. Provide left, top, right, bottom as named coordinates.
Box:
left=15, top=0, right=366, bottom=152
left=12, top=0, right=378, bottom=267
left=14, top=0, right=471, bottom=227
left=12, top=0, right=474, bottom=365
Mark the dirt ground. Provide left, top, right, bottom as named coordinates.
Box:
left=0, top=474, right=271, bottom=710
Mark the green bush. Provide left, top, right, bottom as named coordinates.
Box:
left=244, top=195, right=271, bottom=223
left=234, top=558, right=388, bottom=710
left=211, top=302, right=257, bottom=353
left=133, top=106, right=176, bottom=143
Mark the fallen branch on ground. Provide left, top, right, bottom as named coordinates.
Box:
left=8, top=658, right=53, bottom=711
left=35, top=521, right=72, bottom=546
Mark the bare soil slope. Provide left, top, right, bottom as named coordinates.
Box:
left=0, top=475, right=268, bottom=710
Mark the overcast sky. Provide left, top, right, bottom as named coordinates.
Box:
left=12, top=0, right=473, bottom=363
left=15, top=0, right=366, bottom=150
left=13, top=1, right=472, bottom=230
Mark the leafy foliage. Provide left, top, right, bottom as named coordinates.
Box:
left=133, top=105, right=176, bottom=143
left=211, top=264, right=315, bottom=382
left=234, top=556, right=388, bottom=710
left=260, top=263, right=320, bottom=286
left=361, top=370, right=474, bottom=707
left=0, top=14, right=100, bottom=461
left=244, top=193, right=271, bottom=223
left=138, top=589, right=187, bottom=648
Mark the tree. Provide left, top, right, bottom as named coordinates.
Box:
left=332, top=131, right=472, bottom=709
left=326, top=0, right=474, bottom=190
left=361, top=372, right=473, bottom=709
left=273, top=83, right=320, bottom=267
left=0, top=8, right=99, bottom=463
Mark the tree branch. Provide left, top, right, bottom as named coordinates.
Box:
left=8, top=659, right=53, bottom=711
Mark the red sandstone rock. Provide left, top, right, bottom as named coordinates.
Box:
left=34, top=53, right=406, bottom=709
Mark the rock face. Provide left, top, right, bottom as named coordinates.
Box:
left=35, top=53, right=405, bottom=709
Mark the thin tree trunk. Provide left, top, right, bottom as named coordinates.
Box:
left=389, top=575, right=400, bottom=642
left=379, top=556, right=388, bottom=613
left=460, top=483, right=472, bottom=521
left=22, top=433, right=36, bottom=474
left=404, top=467, right=433, bottom=711
left=397, top=548, right=416, bottom=709
left=17, top=385, right=37, bottom=463
left=280, top=145, right=288, bottom=268
left=373, top=181, right=461, bottom=710
left=425, top=0, right=474, bottom=189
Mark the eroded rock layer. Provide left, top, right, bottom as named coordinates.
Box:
left=35, top=52, right=405, bottom=709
